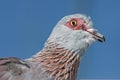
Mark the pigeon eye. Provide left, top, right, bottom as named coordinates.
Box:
left=65, top=18, right=81, bottom=30
left=70, top=20, right=77, bottom=27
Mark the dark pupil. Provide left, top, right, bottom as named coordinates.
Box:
left=72, top=21, right=76, bottom=26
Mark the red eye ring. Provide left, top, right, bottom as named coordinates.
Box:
left=65, top=18, right=85, bottom=30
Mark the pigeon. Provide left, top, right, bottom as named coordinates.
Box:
left=0, top=14, right=105, bottom=80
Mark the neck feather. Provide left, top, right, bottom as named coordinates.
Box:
left=31, top=42, right=80, bottom=80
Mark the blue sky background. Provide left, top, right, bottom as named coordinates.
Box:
left=0, top=0, right=120, bottom=79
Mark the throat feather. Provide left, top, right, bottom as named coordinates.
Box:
left=32, top=42, right=80, bottom=80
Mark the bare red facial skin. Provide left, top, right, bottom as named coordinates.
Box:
left=65, top=18, right=94, bottom=36
left=65, top=18, right=86, bottom=30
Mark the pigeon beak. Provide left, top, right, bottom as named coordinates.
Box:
left=85, top=29, right=105, bottom=42
left=92, top=31, right=105, bottom=42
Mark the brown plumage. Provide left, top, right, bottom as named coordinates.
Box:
left=31, top=42, right=79, bottom=80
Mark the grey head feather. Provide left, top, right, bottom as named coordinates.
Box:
left=47, top=14, right=95, bottom=57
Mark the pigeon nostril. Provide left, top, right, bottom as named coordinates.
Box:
left=93, top=30, right=98, bottom=34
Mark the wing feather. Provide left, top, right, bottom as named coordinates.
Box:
left=0, top=57, right=30, bottom=80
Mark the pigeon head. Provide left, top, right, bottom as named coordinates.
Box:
left=47, top=14, right=105, bottom=53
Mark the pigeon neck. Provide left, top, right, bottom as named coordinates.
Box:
left=32, top=42, right=80, bottom=80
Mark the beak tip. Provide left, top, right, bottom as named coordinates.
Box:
left=103, top=36, right=105, bottom=42
left=97, top=36, right=105, bottom=42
